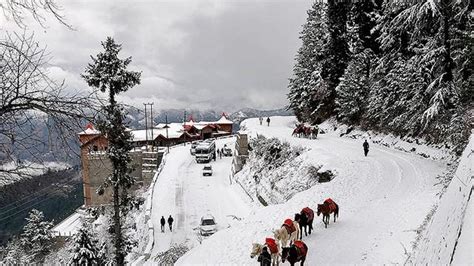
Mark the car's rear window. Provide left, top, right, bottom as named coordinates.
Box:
left=204, top=166, right=212, bottom=170
left=202, top=219, right=215, bottom=225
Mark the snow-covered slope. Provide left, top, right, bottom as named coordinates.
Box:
left=177, top=116, right=448, bottom=264
left=0, top=161, right=71, bottom=187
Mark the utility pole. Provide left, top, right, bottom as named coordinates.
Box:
left=166, top=114, right=169, bottom=152
left=149, top=103, right=154, bottom=150
left=144, top=103, right=154, bottom=151
left=144, top=103, right=148, bottom=150
left=183, top=110, right=187, bottom=146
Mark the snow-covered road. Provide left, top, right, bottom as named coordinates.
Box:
left=178, top=116, right=448, bottom=264
left=147, top=137, right=252, bottom=261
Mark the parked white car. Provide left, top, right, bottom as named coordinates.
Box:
left=199, top=214, right=217, bottom=236
left=202, top=165, right=213, bottom=176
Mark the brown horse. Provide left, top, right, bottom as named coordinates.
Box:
left=292, top=125, right=304, bottom=137
left=317, top=198, right=339, bottom=228
left=294, top=207, right=314, bottom=239
left=281, top=240, right=308, bottom=266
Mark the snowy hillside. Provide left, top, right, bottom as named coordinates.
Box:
left=177, top=116, right=450, bottom=264
left=0, top=161, right=71, bottom=187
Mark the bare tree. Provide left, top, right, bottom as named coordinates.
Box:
left=0, top=32, right=98, bottom=180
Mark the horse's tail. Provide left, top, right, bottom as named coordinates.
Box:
left=335, top=203, right=339, bottom=218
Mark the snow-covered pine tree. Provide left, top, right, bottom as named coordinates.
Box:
left=350, top=0, right=383, bottom=54
left=19, top=209, right=54, bottom=263
left=317, top=0, right=350, bottom=119
left=378, top=0, right=472, bottom=145
left=82, top=37, right=141, bottom=265
left=335, top=5, right=379, bottom=125
left=287, top=1, right=328, bottom=123
left=365, top=57, right=429, bottom=135
left=1, top=237, right=29, bottom=264
left=70, top=219, right=102, bottom=265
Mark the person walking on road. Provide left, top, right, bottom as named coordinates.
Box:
left=168, top=215, right=174, bottom=232
left=266, top=117, right=270, bottom=127
left=363, top=140, right=369, bottom=157
left=218, top=148, right=222, bottom=159
left=259, top=116, right=263, bottom=125
left=160, top=216, right=166, bottom=233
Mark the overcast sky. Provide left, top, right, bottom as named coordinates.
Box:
left=2, top=0, right=311, bottom=113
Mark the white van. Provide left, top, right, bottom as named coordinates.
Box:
left=195, top=140, right=216, bottom=163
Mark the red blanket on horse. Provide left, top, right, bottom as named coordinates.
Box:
left=265, top=238, right=278, bottom=254
left=324, top=198, right=337, bottom=212
left=293, top=240, right=308, bottom=258
left=302, top=207, right=314, bottom=221
left=283, top=218, right=296, bottom=234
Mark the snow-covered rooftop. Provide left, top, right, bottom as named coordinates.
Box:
left=216, top=115, right=233, bottom=124
left=79, top=127, right=100, bottom=135
left=52, top=211, right=83, bottom=237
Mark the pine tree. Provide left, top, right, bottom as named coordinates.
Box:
left=335, top=7, right=378, bottom=125
left=378, top=0, right=472, bottom=142
left=20, top=209, right=54, bottom=263
left=82, top=37, right=141, bottom=265
left=317, top=0, right=350, bottom=119
left=287, top=1, right=328, bottom=123
left=70, top=219, right=102, bottom=265
left=350, top=0, right=383, bottom=53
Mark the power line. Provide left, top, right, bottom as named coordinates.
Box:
left=0, top=191, right=66, bottom=223
left=0, top=175, right=78, bottom=212
left=0, top=177, right=80, bottom=216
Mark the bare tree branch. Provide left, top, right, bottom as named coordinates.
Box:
left=0, top=32, right=99, bottom=181
left=0, top=0, right=73, bottom=29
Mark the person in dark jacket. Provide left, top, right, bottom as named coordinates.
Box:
left=167, top=215, right=174, bottom=232
left=160, top=216, right=166, bottom=233
left=266, top=117, right=270, bottom=126
left=257, top=247, right=272, bottom=266
left=363, top=140, right=369, bottom=157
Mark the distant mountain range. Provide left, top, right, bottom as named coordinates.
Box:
left=124, top=107, right=293, bottom=130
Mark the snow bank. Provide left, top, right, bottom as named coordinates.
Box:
left=319, top=118, right=453, bottom=161
left=234, top=135, right=326, bottom=205
left=129, top=151, right=169, bottom=263
left=408, top=131, right=473, bottom=264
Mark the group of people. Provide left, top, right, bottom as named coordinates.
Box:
left=160, top=215, right=174, bottom=233
left=259, top=117, right=271, bottom=126
left=216, top=144, right=228, bottom=159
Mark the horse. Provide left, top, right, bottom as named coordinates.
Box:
left=303, top=126, right=312, bottom=138
left=250, top=238, right=280, bottom=266
left=292, top=125, right=305, bottom=138
left=273, top=219, right=300, bottom=248
left=317, top=198, right=339, bottom=228
left=281, top=240, right=308, bottom=266
left=294, top=207, right=314, bottom=239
